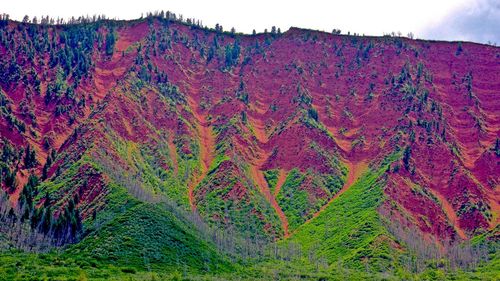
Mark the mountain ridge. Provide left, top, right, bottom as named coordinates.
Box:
left=0, top=14, right=498, bottom=279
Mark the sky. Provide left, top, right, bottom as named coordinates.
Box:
left=2, top=0, right=499, bottom=44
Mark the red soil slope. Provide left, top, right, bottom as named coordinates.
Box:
left=187, top=97, right=215, bottom=211
left=0, top=18, right=498, bottom=242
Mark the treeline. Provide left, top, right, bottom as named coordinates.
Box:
left=0, top=138, right=82, bottom=252
left=0, top=11, right=285, bottom=37
left=3, top=13, right=115, bottom=26
left=0, top=11, right=203, bottom=28
left=380, top=207, right=492, bottom=273
left=0, top=175, right=83, bottom=252
left=0, top=189, right=53, bottom=252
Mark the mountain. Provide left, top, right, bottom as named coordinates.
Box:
left=0, top=14, right=498, bottom=280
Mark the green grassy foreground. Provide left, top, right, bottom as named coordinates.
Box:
left=1, top=153, right=497, bottom=280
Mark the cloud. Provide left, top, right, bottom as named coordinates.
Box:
left=420, top=0, right=500, bottom=44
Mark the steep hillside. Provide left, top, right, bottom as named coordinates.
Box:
left=0, top=14, right=498, bottom=279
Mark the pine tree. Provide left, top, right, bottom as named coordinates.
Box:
left=494, top=138, right=500, bottom=157
left=105, top=30, right=116, bottom=55
left=23, top=145, right=38, bottom=169
left=4, top=168, right=17, bottom=192
left=403, top=146, right=411, bottom=171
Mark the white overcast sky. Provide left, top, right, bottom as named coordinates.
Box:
left=2, top=0, right=499, bottom=44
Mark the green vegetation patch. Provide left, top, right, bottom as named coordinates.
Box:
left=276, top=168, right=344, bottom=231
left=71, top=203, right=229, bottom=273
left=263, top=169, right=279, bottom=194
left=286, top=153, right=401, bottom=272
